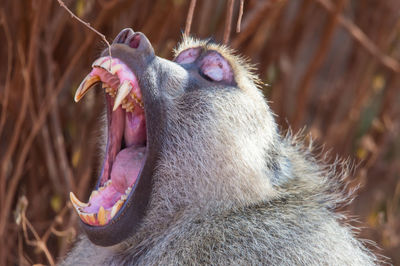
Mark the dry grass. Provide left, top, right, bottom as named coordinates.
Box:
left=0, top=0, right=399, bottom=265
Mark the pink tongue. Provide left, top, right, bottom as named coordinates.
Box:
left=83, top=145, right=145, bottom=213
left=83, top=104, right=147, bottom=214
left=111, top=146, right=146, bottom=193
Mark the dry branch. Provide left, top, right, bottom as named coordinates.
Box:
left=236, top=0, right=244, bottom=33
left=184, top=0, right=197, bottom=36
left=56, top=0, right=112, bottom=69
left=231, top=0, right=273, bottom=48
left=223, top=0, right=235, bottom=44
left=0, top=9, right=12, bottom=212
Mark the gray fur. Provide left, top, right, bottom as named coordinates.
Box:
left=61, top=37, right=381, bottom=265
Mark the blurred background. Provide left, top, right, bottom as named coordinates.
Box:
left=0, top=0, right=399, bottom=265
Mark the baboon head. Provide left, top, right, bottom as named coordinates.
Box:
left=71, top=28, right=279, bottom=247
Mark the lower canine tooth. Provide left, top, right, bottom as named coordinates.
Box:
left=70, top=192, right=89, bottom=209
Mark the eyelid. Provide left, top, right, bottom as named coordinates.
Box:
left=175, top=48, right=201, bottom=64
left=199, top=51, right=233, bottom=82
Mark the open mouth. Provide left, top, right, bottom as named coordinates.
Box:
left=70, top=56, right=147, bottom=226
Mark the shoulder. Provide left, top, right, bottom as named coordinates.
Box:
left=144, top=201, right=378, bottom=265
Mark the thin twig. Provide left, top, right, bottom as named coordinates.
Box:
left=56, top=0, right=112, bottom=69
left=223, top=0, right=235, bottom=44
left=315, top=0, right=400, bottom=73
left=231, top=0, right=272, bottom=48
left=0, top=43, right=32, bottom=239
left=0, top=9, right=12, bottom=211
left=18, top=197, right=55, bottom=266
left=43, top=39, right=75, bottom=193
left=42, top=203, right=74, bottom=243
left=0, top=10, right=12, bottom=137
left=236, top=0, right=244, bottom=33
left=184, top=0, right=197, bottom=36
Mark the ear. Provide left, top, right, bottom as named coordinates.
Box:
left=175, top=47, right=201, bottom=64
left=199, top=51, right=233, bottom=83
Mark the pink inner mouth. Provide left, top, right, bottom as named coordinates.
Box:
left=83, top=96, right=146, bottom=214
left=72, top=57, right=147, bottom=226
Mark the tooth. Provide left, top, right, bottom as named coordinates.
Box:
left=110, top=199, right=125, bottom=218
left=104, top=180, right=112, bottom=186
left=113, top=81, right=132, bottom=111
left=125, top=187, right=132, bottom=195
left=74, top=75, right=101, bottom=102
left=78, top=213, right=88, bottom=223
left=70, top=192, right=89, bottom=210
left=91, top=57, right=107, bottom=67
left=79, top=213, right=97, bottom=225
left=110, top=64, right=122, bottom=74
left=89, top=190, right=99, bottom=200
left=102, top=83, right=110, bottom=90
left=121, top=194, right=127, bottom=201
left=100, top=58, right=112, bottom=70
left=98, top=206, right=107, bottom=226
left=131, top=93, right=143, bottom=108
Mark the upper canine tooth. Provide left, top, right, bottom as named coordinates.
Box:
left=70, top=192, right=89, bottom=210
left=113, top=81, right=132, bottom=111
left=74, top=75, right=100, bottom=102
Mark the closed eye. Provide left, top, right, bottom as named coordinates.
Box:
left=199, top=51, right=233, bottom=83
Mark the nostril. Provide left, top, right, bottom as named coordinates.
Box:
left=113, top=28, right=134, bottom=44
left=129, top=34, right=141, bottom=49
left=118, top=31, right=129, bottom=43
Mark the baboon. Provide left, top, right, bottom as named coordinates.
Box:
left=62, top=28, right=379, bottom=265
